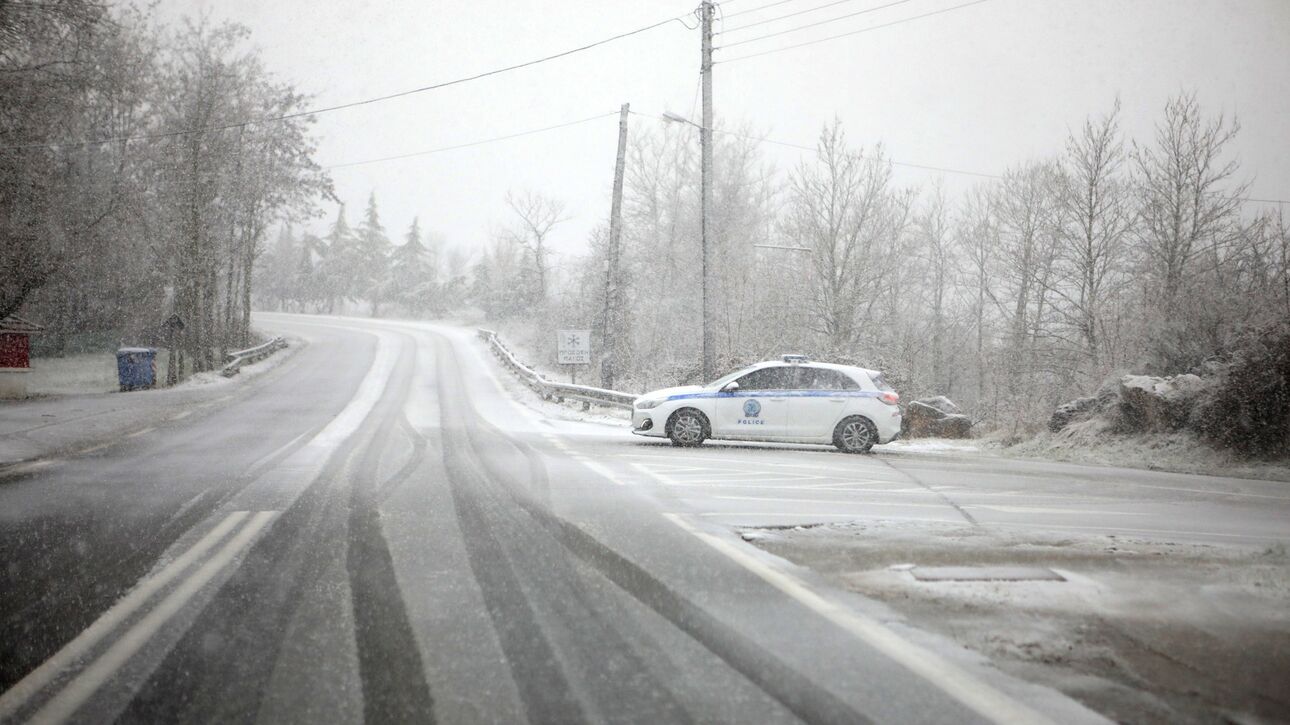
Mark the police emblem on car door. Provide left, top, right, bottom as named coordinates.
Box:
left=714, top=367, right=790, bottom=437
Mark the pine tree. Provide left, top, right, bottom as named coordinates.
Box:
left=390, top=217, right=432, bottom=315
left=319, top=204, right=355, bottom=313
left=356, top=192, right=392, bottom=316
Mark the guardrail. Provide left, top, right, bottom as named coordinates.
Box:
left=477, top=329, right=637, bottom=410
left=221, top=336, right=288, bottom=377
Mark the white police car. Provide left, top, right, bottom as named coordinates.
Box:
left=631, top=355, right=901, bottom=453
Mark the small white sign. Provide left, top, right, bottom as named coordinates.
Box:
left=557, top=329, right=591, bottom=365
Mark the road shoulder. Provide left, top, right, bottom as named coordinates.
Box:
left=746, top=519, right=1290, bottom=724
left=0, top=339, right=301, bottom=474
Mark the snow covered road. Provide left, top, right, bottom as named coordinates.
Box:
left=4, top=313, right=1284, bottom=723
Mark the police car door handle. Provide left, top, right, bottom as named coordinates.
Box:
left=769, top=397, right=787, bottom=402
left=828, top=398, right=845, bottom=403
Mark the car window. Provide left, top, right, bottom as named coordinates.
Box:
left=735, top=366, right=795, bottom=391
left=870, top=373, right=894, bottom=391
left=802, top=368, right=860, bottom=391
left=708, top=365, right=757, bottom=388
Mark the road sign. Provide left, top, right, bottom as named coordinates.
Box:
left=557, top=329, right=591, bottom=365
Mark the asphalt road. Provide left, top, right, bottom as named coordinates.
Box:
left=1, top=313, right=1282, bottom=723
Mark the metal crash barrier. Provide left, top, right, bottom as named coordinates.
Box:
left=477, top=329, right=636, bottom=410
left=221, top=337, right=288, bottom=377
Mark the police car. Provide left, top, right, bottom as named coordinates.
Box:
left=631, top=355, right=901, bottom=453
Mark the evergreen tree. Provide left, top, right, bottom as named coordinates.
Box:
left=389, top=217, right=436, bottom=315
left=319, top=204, right=355, bottom=313
left=356, top=193, right=392, bottom=316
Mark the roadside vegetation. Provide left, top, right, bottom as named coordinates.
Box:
left=7, top=5, right=1283, bottom=464
left=260, top=95, right=1287, bottom=464
left=2, top=2, right=330, bottom=381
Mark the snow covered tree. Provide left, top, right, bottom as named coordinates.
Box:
left=502, top=190, right=567, bottom=304
left=782, top=121, right=912, bottom=355
left=1054, top=101, right=1134, bottom=380
left=389, top=217, right=436, bottom=315
left=355, top=193, right=392, bottom=316
left=318, top=205, right=356, bottom=313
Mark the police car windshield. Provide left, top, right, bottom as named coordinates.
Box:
left=706, top=365, right=760, bottom=388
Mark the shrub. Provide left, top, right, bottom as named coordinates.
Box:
left=1191, top=323, right=1290, bottom=457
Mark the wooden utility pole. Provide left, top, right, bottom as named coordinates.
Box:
left=602, top=102, right=630, bottom=389
left=700, top=0, right=715, bottom=382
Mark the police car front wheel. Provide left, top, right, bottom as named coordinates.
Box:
left=667, top=409, right=709, bottom=447
left=834, top=416, right=878, bottom=453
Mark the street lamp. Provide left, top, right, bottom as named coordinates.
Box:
left=661, top=111, right=696, bottom=127
left=661, top=110, right=715, bottom=381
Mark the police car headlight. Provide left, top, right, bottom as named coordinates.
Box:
left=635, top=398, right=663, bottom=410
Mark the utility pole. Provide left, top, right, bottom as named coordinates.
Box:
left=602, top=102, right=630, bottom=390
left=699, top=0, right=715, bottom=381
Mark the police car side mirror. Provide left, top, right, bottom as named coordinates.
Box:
left=721, top=381, right=740, bottom=393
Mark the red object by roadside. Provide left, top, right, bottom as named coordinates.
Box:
left=0, top=316, right=44, bottom=368
left=0, top=333, right=31, bottom=368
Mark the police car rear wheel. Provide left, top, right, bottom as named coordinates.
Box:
left=667, top=409, right=708, bottom=447
left=834, top=416, right=877, bottom=453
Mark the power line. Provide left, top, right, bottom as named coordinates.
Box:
left=718, top=0, right=993, bottom=63
left=325, top=112, right=618, bottom=170
left=723, top=0, right=805, bottom=20
left=718, top=0, right=916, bottom=48
left=719, top=0, right=903, bottom=35
left=635, top=110, right=1289, bottom=204
left=1, top=14, right=691, bottom=152
left=727, top=127, right=1002, bottom=178
left=631, top=109, right=1000, bottom=178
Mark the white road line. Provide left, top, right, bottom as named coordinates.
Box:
left=631, top=461, right=681, bottom=486
left=32, top=511, right=277, bottom=723
left=2, top=460, right=55, bottom=476
left=710, top=495, right=951, bottom=509
left=696, top=511, right=876, bottom=518
left=621, top=452, right=893, bottom=474
left=0, top=512, right=251, bottom=720
left=575, top=456, right=628, bottom=486
left=242, top=430, right=311, bottom=475
left=169, top=410, right=192, bottom=421
left=965, top=505, right=1148, bottom=516
left=694, top=513, right=965, bottom=525
left=662, top=513, right=1055, bottom=725
left=125, top=427, right=155, bottom=439
left=658, top=482, right=892, bottom=493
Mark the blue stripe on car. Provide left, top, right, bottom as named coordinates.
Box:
left=664, top=390, right=885, bottom=401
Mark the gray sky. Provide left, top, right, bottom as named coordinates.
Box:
left=169, top=0, right=1290, bottom=258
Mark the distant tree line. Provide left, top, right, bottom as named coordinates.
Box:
left=256, top=192, right=471, bottom=317
left=1, top=2, right=329, bottom=377
left=467, top=93, right=1288, bottom=435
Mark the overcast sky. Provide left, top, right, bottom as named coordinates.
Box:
left=166, top=0, right=1290, bottom=261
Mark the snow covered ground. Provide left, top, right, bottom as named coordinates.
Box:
left=477, top=328, right=1290, bottom=483
left=0, top=337, right=299, bottom=469
left=26, top=353, right=174, bottom=396
left=1000, top=419, right=1290, bottom=482
left=749, top=519, right=1290, bottom=724
left=875, top=438, right=983, bottom=454
left=24, top=334, right=290, bottom=397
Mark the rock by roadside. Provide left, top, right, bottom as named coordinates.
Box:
left=903, top=396, right=973, bottom=439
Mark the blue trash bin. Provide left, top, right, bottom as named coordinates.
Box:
left=116, top=347, right=157, bottom=391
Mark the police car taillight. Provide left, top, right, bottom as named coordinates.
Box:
left=879, top=391, right=899, bottom=406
